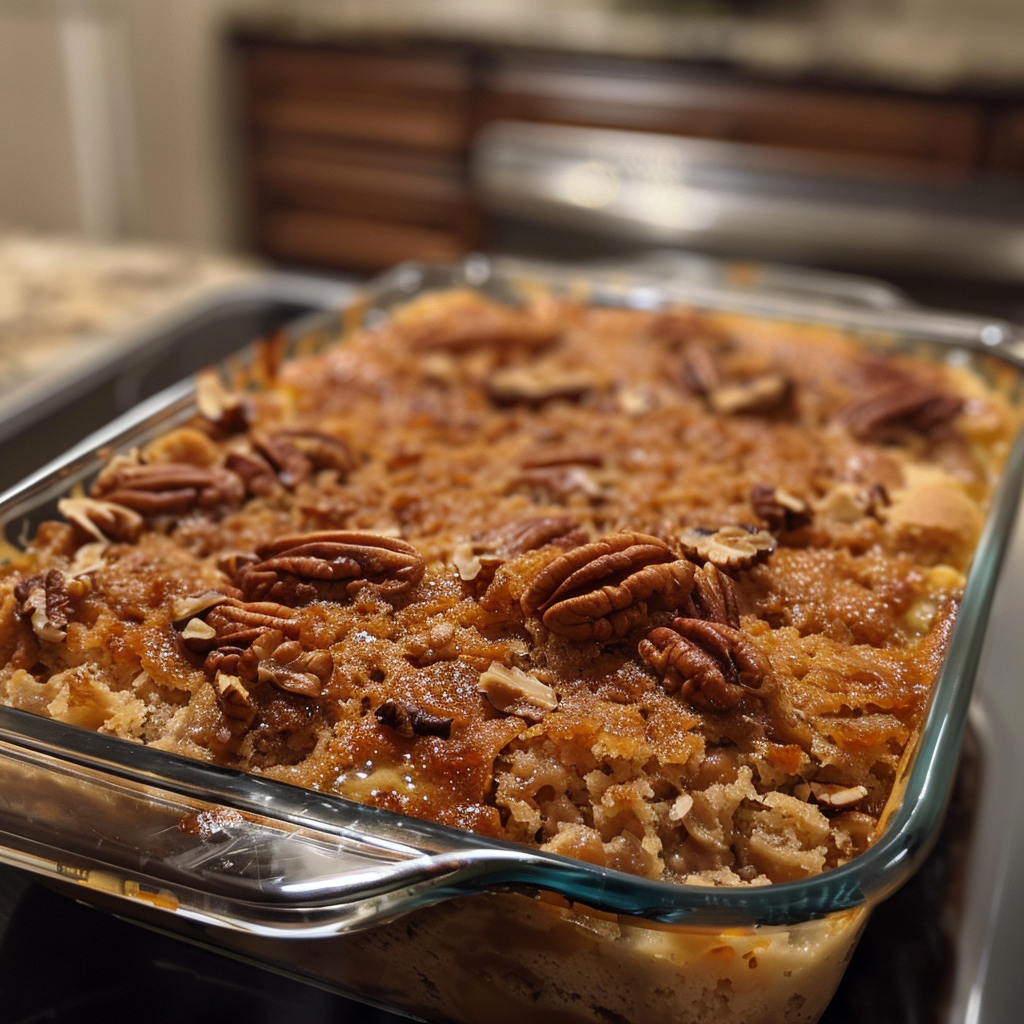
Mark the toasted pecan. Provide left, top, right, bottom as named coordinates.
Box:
left=234, top=530, right=425, bottom=606
left=639, top=617, right=771, bottom=711
left=521, top=531, right=696, bottom=641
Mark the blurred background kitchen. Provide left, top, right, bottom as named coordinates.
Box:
left=4, top=0, right=1024, bottom=302
left=1, top=3, right=1024, bottom=1022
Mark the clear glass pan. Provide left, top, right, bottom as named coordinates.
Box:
left=0, top=255, right=1022, bottom=1023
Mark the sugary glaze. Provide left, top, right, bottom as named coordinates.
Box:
left=0, top=288, right=1016, bottom=886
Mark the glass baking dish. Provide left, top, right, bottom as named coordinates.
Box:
left=1, top=255, right=1023, bottom=1024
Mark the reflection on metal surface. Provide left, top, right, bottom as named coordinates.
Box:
left=473, top=121, right=1024, bottom=281
left=558, top=160, right=620, bottom=208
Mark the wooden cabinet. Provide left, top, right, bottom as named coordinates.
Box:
left=232, top=34, right=1021, bottom=274
left=237, top=41, right=478, bottom=272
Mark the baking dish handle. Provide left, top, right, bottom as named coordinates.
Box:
left=0, top=715, right=875, bottom=935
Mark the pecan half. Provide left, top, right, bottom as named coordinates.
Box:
left=375, top=698, right=453, bottom=739
left=204, top=600, right=301, bottom=647
left=476, top=515, right=585, bottom=558
left=225, top=449, right=279, bottom=497
left=688, top=563, right=741, bottom=628
left=58, top=496, right=144, bottom=544
left=750, top=485, right=813, bottom=533
left=400, top=301, right=560, bottom=352
left=14, top=569, right=73, bottom=642
left=678, top=525, right=775, bottom=573
left=521, top=532, right=696, bottom=641
left=250, top=630, right=333, bottom=697
left=639, top=618, right=771, bottom=711
left=254, top=430, right=357, bottom=488
left=234, top=531, right=425, bottom=606
left=511, top=466, right=602, bottom=504
left=838, top=381, right=963, bottom=442
left=176, top=597, right=300, bottom=661
left=91, top=462, right=244, bottom=516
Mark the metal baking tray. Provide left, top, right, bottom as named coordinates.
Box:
left=0, top=255, right=1022, bottom=1024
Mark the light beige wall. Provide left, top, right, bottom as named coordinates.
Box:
left=115, top=0, right=275, bottom=251
left=0, top=0, right=273, bottom=251
left=0, top=10, right=82, bottom=232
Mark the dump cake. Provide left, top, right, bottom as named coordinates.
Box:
left=0, top=287, right=1015, bottom=889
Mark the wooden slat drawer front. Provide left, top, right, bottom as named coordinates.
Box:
left=257, top=209, right=467, bottom=272
left=239, top=41, right=473, bottom=153
left=242, top=43, right=471, bottom=97
left=482, top=58, right=985, bottom=169
left=986, top=107, right=1024, bottom=174
left=248, top=95, right=470, bottom=152
left=253, top=148, right=467, bottom=228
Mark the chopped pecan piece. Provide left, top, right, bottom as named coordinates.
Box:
left=14, top=569, right=72, bottom=643
left=838, top=381, right=963, bottom=442
left=678, top=525, right=775, bottom=573
left=801, top=782, right=869, bottom=809
left=668, top=792, right=694, bottom=822
left=57, top=496, right=144, bottom=544
left=476, top=515, right=585, bottom=558
left=814, top=482, right=888, bottom=523
left=616, top=385, right=657, bottom=416
left=478, top=661, right=558, bottom=723
left=750, top=485, right=813, bottom=533
left=205, top=645, right=247, bottom=679
left=180, top=618, right=218, bottom=644
left=487, top=366, right=596, bottom=405
left=521, top=532, right=696, bottom=641
left=213, top=672, right=255, bottom=722
left=671, top=343, right=722, bottom=396
left=374, top=698, right=453, bottom=739
left=170, top=591, right=231, bottom=623
left=639, top=618, right=771, bottom=711
left=91, top=462, right=244, bottom=516
left=709, top=373, right=790, bottom=416
left=234, top=531, right=425, bottom=606
left=451, top=542, right=484, bottom=581
left=68, top=543, right=107, bottom=579
left=518, top=448, right=604, bottom=469
left=195, top=370, right=251, bottom=434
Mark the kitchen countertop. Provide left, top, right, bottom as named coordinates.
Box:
left=0, top=233, right=256, bottom=402
left=237, top=0, right=1024, bottom=94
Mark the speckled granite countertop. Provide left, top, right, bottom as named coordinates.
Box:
left=0, top=234, right=256, bottom=402
left=237, top=0, right=1024, bottom=93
